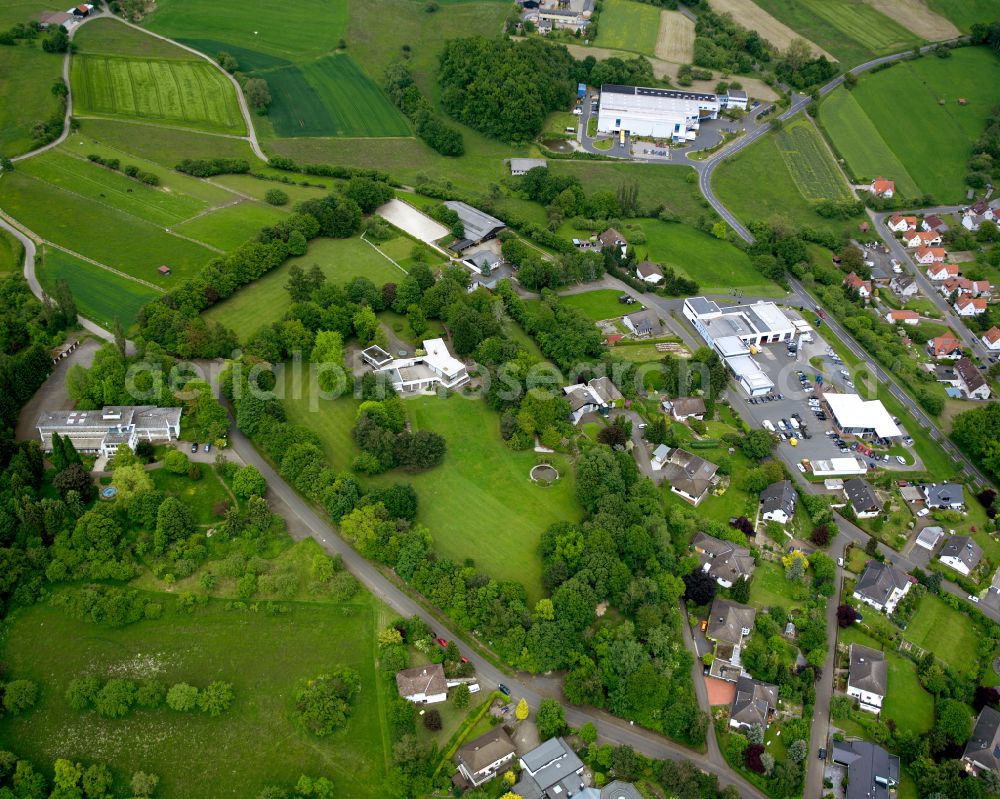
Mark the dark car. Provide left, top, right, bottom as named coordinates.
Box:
left=818, top=747, right=827, bottom=760
left=190, top=443, right=198, bottom=453
left=204, top=442, right=212, bottom=453
left=498, top=683, right=511, bottom=697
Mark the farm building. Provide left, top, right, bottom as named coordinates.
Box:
left=596, top=84, right=719, bottom=141
left=444, top=202, right=505, bottom=251
left=38, top=10, right=75, bottom=29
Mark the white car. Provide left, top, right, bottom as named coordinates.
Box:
left=762, top=420, right=775, bottom=432
left=896, top=455, right=906, bottom=465
left=789, top=418, right=800, bottom=430
left=837, top=557, right=844, bottom=567
left=797, top=463, right=806, bottom=473
left=839, top=369, right=850, bottom=378
left=916, top=507, right=930, bottom=517
left=970, top=595, right=980, bottom=604
left=777, top=420, right=787, bottom=430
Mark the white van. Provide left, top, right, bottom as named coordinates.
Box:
left=789, top=418, right=800, bottom=430
left=762, top=420, right=775, bottom=432
left=467, top=683, right=481, bottom=694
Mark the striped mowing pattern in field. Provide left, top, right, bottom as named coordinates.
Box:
left=72, top=54, right=243, bottom=133
left=794, top=0, right=918, bottom=55
left=774, top=119, right=852, bottom=204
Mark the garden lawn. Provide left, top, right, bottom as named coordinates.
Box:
left=0, top=591, right=388, bottom=799
left=595, top=0, right=661, bottom=57
left=819, top=48, right=1000, bottom=203
left=172, top=200, right=289, bottom=251
left=0, top=44, right=63, bottom=158
left=637, top=219, right=782, bottom=295
left=280, top=369, right=361, bottom=475
left=748, top=560, right=798, bottom=611
left=369, top=396, right=579, bottom=599
left=37, top=246, right=159, bottom=331
left=150, top=465, right=233, bottom=526
left=904, top=594, right=979, bottom=675
left=558, top=289, right=630, bottom=321
left=203, top=236, right=406, bottom=340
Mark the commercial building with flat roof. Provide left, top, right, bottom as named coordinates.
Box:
left=597, top=84, right=720, bottom=141
left=825, top=393, right=902, bottom=440
left=36, top=405, right=182, bottom=457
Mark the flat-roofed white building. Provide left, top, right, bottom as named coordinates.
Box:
left=36, top=405, right=182, bottom=458
left=376, top=338, right=469, bottom=393
left=726, top=354, right=774, bottom=396
left=597, top=84, right=720, bottom=141
left=683, top=297, right=796, bottom=348
left=825, top=393, right=902, bottom=440
left=810, top=457, right=868, bottom=477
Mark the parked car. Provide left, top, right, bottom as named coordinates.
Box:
left=896, top=455, right=907, bottom=465
left=762, top=420, right=775, bottom=432
left=191, top=443, right=198, bottom=453
left=837, top=558, right=844, bottom=568
left=970, top=595, right=980, bottom=604
left=498, top=683, right=511, bottom=697
left=796, top=463, right=806, bottom=473
left=204, top=442, right=211, bottom=453
left=839, top=369, right=850, bottom=378
left=777, top=419, right=787, bottom=430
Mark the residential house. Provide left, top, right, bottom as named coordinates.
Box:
left=636, top=260, right=664, bottom=284
left=375, top=338, right=469, bottom=393
left=885, top=309, right=919, bottom=325
left=939, top=535, right=983, bottom=577
left=728, top=676, right=778, bottom=731
left=599, top=228, right=626, bottom=254
left=889, top=276, right=918, bottom=298
left=983, top=327, right=1000, bottom=351
left=563, top=377, right=623, bottom=423
left=832, top=741, right=899, bottom=799
left=707, top=598, right=755, bottom=647
left=853, top=560, right=910, bottom=614
left=691, top=531, right=755, bottom=588
left=760, top=479, right=796, bottom=525
left=464, top=249, right=501, bottom=275
left=512, top=738, right=586, bottom=799
left=843, top=271, right=873, bottom=298
left=869, top=177, right=894, bottom=198
left=455, top=727, right=517, bottom=788
left=902, top=230, right=942, bottom=248
left=927, top=333, right=964, bottom=360
left=922, top=482, right=965, bottom=509
left=509, top=158, right=547, bottom=176
left=915, top=525, right=944, bottom=551
left=963, top=707, right=1000, bottom=776
left=963, top=200, right=996, bottom=232
left=956, top=296, right=988, bottom=316
left=844, top=477, right=882, bottom=518
left=663, top=396, right=706, bottom=421
left=922, top=214, right=948, bottom=233
left=886, top=214, right=916, bottom=233
left=847, top=644, right=887, bottom=713
left=36, top=406, right=182, bottom=458
left=956, top=356, right=991, bottom=400
left=915, top=247, right=948, bottom=265
left=652, top=447, right=719, bottom=505
left=395, top=664, right=447, bottom=704
left=935, top=363, right=962, bottom=390
left=941, top=277, right=991, bottom=298
left=926, top=263, right=959, bottom=280
left=623, top=310, right=660, bottom=338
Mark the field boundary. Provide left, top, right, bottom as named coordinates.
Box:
left=43, top=240, right=164, bottom=291
left=360, top=232, right=409, bottom=275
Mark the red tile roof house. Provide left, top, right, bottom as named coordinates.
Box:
left=928, top=334, right=964, bottom=360
left=885, top=310, right=919, bottom=326
left=982, top=326, right=1000, bottom=351
left=918, top=250, right=950, bottom=268
left=870, top=177, right=895, bottom=198
left=922, top=214, right=948, bottom=233
left=955, top=296, right=988, bottom=316
left=886, top=215, right=917, bottom=233
left=902, top=230, right=942, bottom=248
left=843, top=271, right=873, bottom=298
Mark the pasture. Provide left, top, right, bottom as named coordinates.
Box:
left=0, top=591, right=388, bottom=799
left=865, top=0, right=959, bottom=40
left=926, top=0, right=999, bottom=32
left=773, top=118, right=853, bottom=204
left=750, top=0, right=920, bottom=66
left=203, top=236, right=407, bottom=340
left=74, top=16, right=201, bottom=59
left=71, top=54, right=244, bottom=134
left=655, top=10, right=695, bottom=63
left=0, top=44, right=64, bottom=158
left=37, top=246, right=159, bottom=330
left=595, top=0, right=662, bottom=57
left=707, top=0, right=831, bottom=58
left=819, top=47, right=1000, bottom=203
left=171, top=201, right=288, bottom=251
left=637, top=218, right=782, bottom=295
left=76, top=118, right=257, bottom=166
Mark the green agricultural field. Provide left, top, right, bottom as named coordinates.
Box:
left=595, top=0, right=661, bottom=57
left=558, top=289, right=631, bottom=321
left=36, top=246, right=159, bottom=330
left=636, top=219, right=782, bottom=295
left=0, top=170, right=214, bottom=285
left=751, top=0, right=920, bottom=67
left=0, top=0, right=51, bottom=27
left=73, top=16, right=201, bottom=60
left=203, top=236, right=406, bottom=340
left=773, top=118, right=853, bottom=204
left=926, top=0, right=999, bottom=32
left=818, top=48, right=1000, bottom=203
left=904, top=594, right=980, bottom=675
left=0, top=591, right=388, bottom=799
left=172, top=200, right=288, bottom=251
left=210, top=174, right=330, bottom=204
left=0, top=43, right=64, bottom=158
left=0, top=226, right=23, bottom=276
left=76, top=118, right=257, bottom=167
left=262, top=55, right=410, bottom=138
left=72, top=53, right=245, bottom=134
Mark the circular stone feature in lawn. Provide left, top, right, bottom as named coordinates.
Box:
left=530, top=464, right=559, bottom=485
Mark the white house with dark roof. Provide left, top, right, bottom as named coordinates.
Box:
left=760, top=480, right=796, bottom=525
left=691, top=531, right=755, bottom=588
left=455, top=727, right=517, bottom=787
left=853, top=560, right=910, bottom=614
left=395, top=664, right=447, bottom=704
left=663, top=396, right=706, bottom=421
left=956, top=357, right=991, bottom=400
left=847, top=644, right=886, bottom=713
left=636, top=260, right=664, bottom=284
left=964, top=707, right=1000, bottom=776
left=36, top=405, right=181, bottom=458
left=729, top=676, right=778, bottom=730
left=915, top=525, right=944, bottom=551
left=921, top=482, right=965, bottom=510
left=833, top=740, right=898, bottom=799
left=563, top=377, right=623, bottom=424
left=939, top=535, right=983, bottom=576
left=623, top=310, right=659, bottom=338
left=844, top=478, right=882, bottom=518
left=652, top=447, right=718, bottom=505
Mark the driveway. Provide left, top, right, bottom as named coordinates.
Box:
left=16, top=337, right=100, bottom=442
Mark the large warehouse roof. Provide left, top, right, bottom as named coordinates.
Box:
left=825, top=394, right=902, bottom=438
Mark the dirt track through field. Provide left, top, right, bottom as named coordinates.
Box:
left=655, top=10, right=694, bottom=63
left=708, top=0, right=833, bottom=59
left=863, top=0, right=959, bottom=40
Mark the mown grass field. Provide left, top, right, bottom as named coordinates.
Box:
left=37, top=246, right=159, bottom=330
left=74, top=16, right=201, bottom=59
left=904, top=594, right=979, bottom=675
left=76, top=118, right=257, bottom=166
left=926, top=0, right=999, bottom=32
left=818, top=48, right=1000, bottom=203
left=637, top=219, right=782, bottom=295
left=171, top=201, right=288, bottom=250
left=0, top=226, right=23, bottom=276
left=751, top=0, right=920, bottom=67
left=773, top=118, right=853, bottom=204
left=0, top=43, right=64, bottom=158
left=72, top=54, right=244, bottom=133
left=0, top=591, right=388, bottom=799
left=748, top=560, right=798, bottom=611
left=203, top=236, right=407, bottom=340
left=558, top=289, right=631, bottom=321
left=595, top=0, right=661, bottom=57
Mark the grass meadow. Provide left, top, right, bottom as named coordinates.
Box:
left=558, top=289, right=631, bottom=321
left=171, top=201, right=288, bottom=250
left=76, top=118, right=257, bottom=166
left=0, top=591, right=389, bottom=799
left=903, top=594, right=979, bottom=675
left=818, top=48, right=1000, bottom=203
left=773, top=118, right=853, bottom=204
left=926, top=0, right=999, bottom=32
left=0, top=226, right=23, bottom=276
left=203, top=236, right=407, bottom=340
left=750, top=0, right=920, bottom=66
left=0, top=44, right=63, bottom=158
left=595, top=0, right=662, bottom=57
left=37, top=246, right=159, bottom=330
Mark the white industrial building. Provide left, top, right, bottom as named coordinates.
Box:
left=597, top=84, right=720, bottom=141
left=825, top=393, right=902, bottom=440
